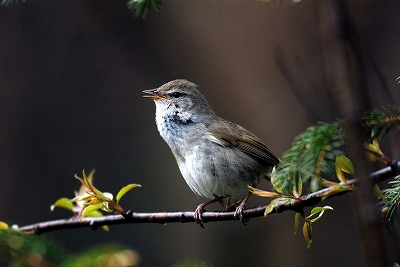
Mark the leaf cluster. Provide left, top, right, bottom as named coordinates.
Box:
left=363, top=106, right=400, bottom=140
left=381, top=176, right=400, bottom=226
left=0, top=0, right=24, bottom=6
left=272, top=121, right=345, bottom=196
left=251, top=155, right=353, bottom=248
left=361, top=107, right=400, bottom=224
left=51, top=170, right=140, bottom=229
left=297, top=206, right=333, bottom=249
left=126, top=0, right=161, bottom=18
left=0, top=230, right=67, bottom=266
left=0, top=230, right=139, bottom=267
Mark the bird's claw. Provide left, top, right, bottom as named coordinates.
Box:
left=194, top=204, right=206, bottom=228
left=234, top=202, right=250, bottom=225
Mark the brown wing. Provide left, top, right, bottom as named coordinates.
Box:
left=206, top=120, right=280, bottom=166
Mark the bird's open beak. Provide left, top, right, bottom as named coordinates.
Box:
left=142, top=88, right=170, bottom=100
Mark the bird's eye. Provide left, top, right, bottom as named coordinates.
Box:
left=171, top=92, right=184, bottom=98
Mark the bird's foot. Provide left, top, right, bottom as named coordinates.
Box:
left=194, top=198, right=220, bottom=228
left=233, top=202, right=249, bottom=224
left=194, top=203, right=207, bottom=228
left=233, top=192, right=252, bottom=224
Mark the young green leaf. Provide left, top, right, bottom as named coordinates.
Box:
left=336, top=156, right=350, bottom=184
left=373, top=184, right=387, bottom=200
left=336, top=155, right=354, bottom=175
left=0, top=221, right=9, bottom=230
left=81, top=203, right=103, bottom=220
left=309, top=206, right=333, bottom=217
left=294, top=212, right=301, bottom=235
left=270, top=166, right=283, bottom=193
left=264, top=198, right=292, bottom=216
left=307, top=206, right=333, bottom=223
left=264, top=198, right=281, bottom=216
left=248, top=186, right=281, bottom=198
left=293, top=178, right=302, bottom=198
left=303, top=221, right=312, bottom=249
left=116, top=184, right=141, bottom=203
left=50, top=197, right=74, bottom=211
left=273, top=121, right=344, bottom=195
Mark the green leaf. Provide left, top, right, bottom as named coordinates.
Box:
left=264, top=198, right=292, bottom=216
left=248, top=186, right=281, bottom=198
left=0, top=221, right=9, bottom=230
left=309, top=206, right=333, bottom=217
left=294, top=213, right=301, bottom=235
left=336, top=155, right=354, bottom=175
left=81, top=203, right=102, bottom=220
left=374, top=184, right=387, bottom=200
left=293, top=177, right=302, bottom=198
left=116, top=184, right=141, bottom=203
left=264, top=198, right=280, bottom=216
left=99, top=201, right=114, bottom=213
left=336, top=161, right=347, bottom=184
left=101, top=225, right=110, bottom=232
left=380, top=175, right=400, bottom=225
left=303, top=221, right=312, bottom=249
left=0, top=0, right=26, bottom=6
left=51, top=197, right=74, bottom=211
left=85, top=210, right=104, bottom=217
left=270, top=166, right=283, bottom=193
left=127, top=0, right=162, bottom=18
left=273, top=121, right=344, bottom=195
left=307, top=206, right=333, bottom=223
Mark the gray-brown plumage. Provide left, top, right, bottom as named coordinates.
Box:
left=143, top=79, right=279, bottom=224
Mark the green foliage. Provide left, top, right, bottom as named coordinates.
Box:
left=0, top=221, right=9, bottom=230
left=272, top=121, right=345, bottom=195
left=362, top=106, right=400, bottom=140
left=0, top=230, right=68, bottom=266
left=302, top=220, right=312, bottom=249
left=0, top=0, right=25, bottom=6
left=63, top=243, right=140, bottom=267
left=381, top=175, right=400, bottom=226
left=127, top=0, right=162, bottom=18
left=294, top=206, right=333, bottom=249
left=172, top=259, right=212, bottom=267
left=51, top=170, right=141, bottom=223
left=0, top=230, right=140, bottom=267
left=363, top=106, right=400, bottom=226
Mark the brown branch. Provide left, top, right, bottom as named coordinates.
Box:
left=16, top=162, right=399, bottom=235
left=15, top=181, right=352, bottom=234
left=364, top=116, right=400, bottom=128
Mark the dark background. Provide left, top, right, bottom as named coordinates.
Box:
left=1, top=1, right=399, bottom=266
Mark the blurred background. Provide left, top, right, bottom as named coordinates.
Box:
left=1, top=0, right=399, bottom=266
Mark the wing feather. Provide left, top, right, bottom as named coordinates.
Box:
left=206, top=120, right=279, bottom=165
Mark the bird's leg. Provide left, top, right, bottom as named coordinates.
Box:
left=194, top=197, right=223, bottom=228
left=223, top=196, right=232, bottom=210
left=233, top=191, right=253, bottom=223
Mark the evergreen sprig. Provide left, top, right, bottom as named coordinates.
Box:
left=126, top=0, right=161, bottom=18
left=381, top=175, right=400, bottom=226
left=362, top=106, right=400, bottom=140
left=272, top=121, right=345, bottom=196
left=0, top=0, right=25, bottom=6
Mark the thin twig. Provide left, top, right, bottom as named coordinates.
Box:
left=16, top=163, right=399, bottom=235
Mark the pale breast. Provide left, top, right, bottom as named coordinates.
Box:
left=177, top=139, right=268, bottom=199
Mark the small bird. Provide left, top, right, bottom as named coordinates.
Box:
left=143, top=79, right=279, bottom=225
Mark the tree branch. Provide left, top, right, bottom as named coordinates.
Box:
left=17, top=162, right=399, bottom=235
